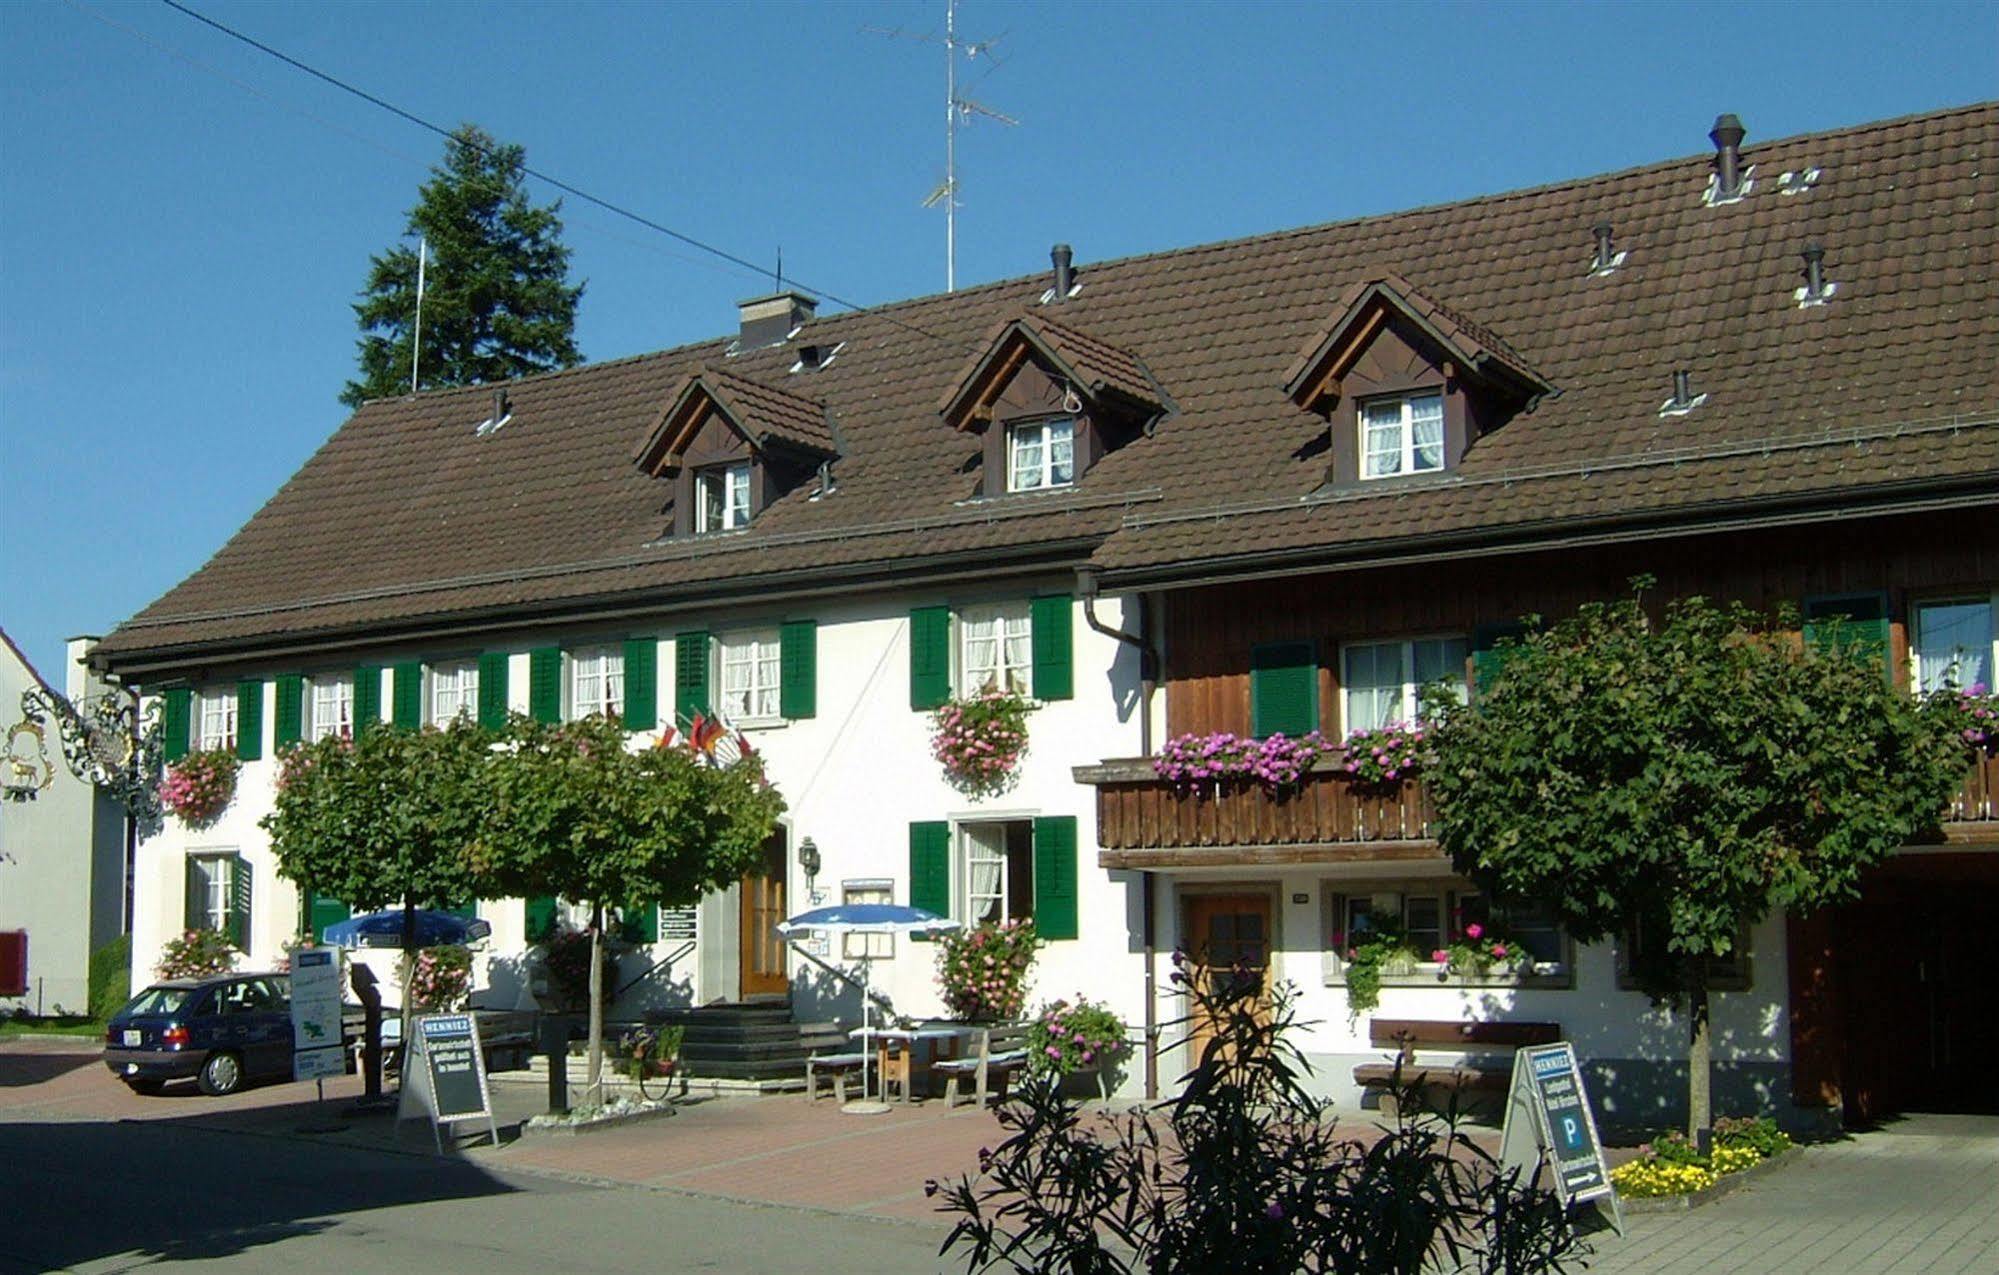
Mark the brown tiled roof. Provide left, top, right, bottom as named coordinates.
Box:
left=97, top=103, right=1999, bottom=669
left=939, top=311, right=1163, bottom=429
left=1281, top=273, right=1551, bottom=404
left=633, top=365, right=837, bottom=472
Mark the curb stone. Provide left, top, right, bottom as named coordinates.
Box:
left=1619, top=1144, right=1805, bottom=1212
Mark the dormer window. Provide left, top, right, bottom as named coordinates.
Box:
left=1360, top=392, right=1444, bottom=479
left=696, top=462, right=752, bottom=533
left=1007, top=418, right=1075, bottom=492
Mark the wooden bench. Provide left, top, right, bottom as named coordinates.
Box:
left=933, top=1025, right=1032, bottom=1108
left=805, top=1050, right=868, bottom=1102
left=1353, top=1018, right=1561, bottom=1114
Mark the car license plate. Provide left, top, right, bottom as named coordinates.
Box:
left=123, top=1030, right=142, bottom=1046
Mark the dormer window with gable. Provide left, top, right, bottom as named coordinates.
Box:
left=1282, top=274, right=1552, bottom=487
left=631, top=366, right=839, bottom=538
left=941, top=313, right=1166, bottom=498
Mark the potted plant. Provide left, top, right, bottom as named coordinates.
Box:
left=1153, top=731, right=1328, bottom=796
left=1330, top=920, right=1416, bottom=1015
left=155, top=928, right=238, bottom=979
left=161, top=748, right=241, bottom=828
left=931, top=689, right=1036, bottom=798
left=406, top=944, right=473, bottom=1012
left=1027, top=996, right=1128, bottom=1094
left=1340, top=720, right=1433, bottom=790
left=936, top=919, right=1043, bottom=1023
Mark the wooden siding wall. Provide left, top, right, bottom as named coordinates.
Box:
left=1164, top=509, right=1995, bottom=738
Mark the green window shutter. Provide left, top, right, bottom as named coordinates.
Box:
left=909, top=606, right=952, bottom=710
left=392, top=662, right=423, bottom=730
left=909, top=821, right=951, bottom=934
left=1471, top=623, right=1529, bottom=698
left=619, top=901, right=660, bottom=944
left=1250, top=641, right=1318, bottom=739
left=525, top=896, right=560, bottom=943
left=184, top=859, right=203, bottom=931
left=1032, top=816, right=1080, bottom=941
left=477, top=652, right=510, bottom=729
left=162, top=687, right=192, bottom=763
left=529, top=647, right=563, bottom=722
left=309, top=892, right=350, bottom=943
left=622, top=639, right=658, bottom=730
left=227, top=857, right=252, bottom=949
left=353, top=666, right=383, bottom=735
left=1803, top=594, right=1892, bottom=680
left=780, top=620, right=818, bottom=720
left=1031, top=594, right=1074, bottom=701
left=274, top=675, right=305, bottom=747
left=675, top=631, right=710, bottom=722
left=234, top=680, right=263, bottom=762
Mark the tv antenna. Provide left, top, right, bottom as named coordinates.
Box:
left=865, top=0, right=1017, bottom=292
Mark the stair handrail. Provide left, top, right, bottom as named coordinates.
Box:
left=614, top=940, right=697, bottom=1000
left=784, top=941, right=902, bottom=1024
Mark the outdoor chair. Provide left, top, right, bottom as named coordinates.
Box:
left=933, top=1024, right=1032, bottom=1108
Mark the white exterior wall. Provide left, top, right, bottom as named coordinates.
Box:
left=128, top=586, right=1153, bottom=1072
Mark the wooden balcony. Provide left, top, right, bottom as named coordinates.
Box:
left=1078, top=751, right=1999, bottom=868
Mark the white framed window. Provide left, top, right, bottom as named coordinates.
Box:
left=1007, top=417, right=1076, bottom=492
left=1341, top=636, right=1467, bottom=732
left=718, top=629, right=782, bottom=723
left=188, top=854, right=236, bottom=933
left=696, top=461, right=752, bottom=533
left=569, top=646, right=625, bottom=720
left=1328, top=884, right=1568, bottom=973
left=1360, top=391, right=1445, bottom=479
left=308, top=674, right=354, bottom=742
left=195, top=686, right=238, bottom=752
left=1911, top=595, right=1995, bottom=693
left=958, top=821, right=1034, bottom=925
left=960, top=603, right=1032, bottom=696
left=842, top=880, right=895, bottom=959
left=429, top=660, right=480, bottom=724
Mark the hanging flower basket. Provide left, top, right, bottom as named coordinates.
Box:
left=936, top=920, right=1043, bottom=1024
left=931, top=690, right=1035, bottom=798
left=161, top=748, right=240, bottom=828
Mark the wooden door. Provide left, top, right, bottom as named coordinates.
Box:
left=1184, top=893, right=1273, bottom=1067
left=739, top=831, right=790, bottom=999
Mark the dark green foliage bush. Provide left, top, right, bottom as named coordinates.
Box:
left=88, top=935, right=131, bottom=1020
left=927, top=956, right=1587, bottom=1274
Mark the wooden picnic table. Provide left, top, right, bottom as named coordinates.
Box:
left=849, top=1025, right=973, bottom=1102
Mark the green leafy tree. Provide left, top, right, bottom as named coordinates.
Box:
left=1423, top=582, right=1970, bottom=1138
left=474, top=715, right=786, bottom=1101
left=340, top=123, right=583, bottom=408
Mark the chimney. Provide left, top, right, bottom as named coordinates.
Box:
left=1709, top=113, right=1748, bottom=202
left=1800, top=242, right=1829, bottom=303
left=1050, top=243, right=1074, bottom=301
left=736, top=291, right=817, bottom=350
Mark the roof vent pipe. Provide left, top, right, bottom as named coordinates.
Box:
left=1589, top=219, right=1625, bottom=274
left=1051, top=243, right=1075, bottom=301
left=1709, top=113, right=1748, bottom=202
left=1800, top=242, right=1828, bottom=302
left=1660, top=368, right=1707, bottom=417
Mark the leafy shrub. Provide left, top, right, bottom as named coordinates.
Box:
left=161, top=748, right=240, bottom=827
left=156, top=929, right=238, bottom=980
left=931, top=691, right=1035, bottom=798
left=615, top=1024, right=684, bottom=1078
left=88, top=935, right=131, bottom=1021
left=928, top=953, right=1588, bottom=1274
left=1615, top=1114, right=1793, bottom=1197
left=1026, top=997, right=1126, bottom=1076
left=936, top=920, right=1042, bottom=1023
left=407, top=944, right=472, bottom=1011
left=1714, top=1114, right=1793, bottom=1158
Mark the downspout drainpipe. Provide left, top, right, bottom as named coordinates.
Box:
left=1076, top=565, right=1162, bottom=1099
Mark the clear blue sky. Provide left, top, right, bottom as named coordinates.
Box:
left=2, top=0, right=1993, bottom=681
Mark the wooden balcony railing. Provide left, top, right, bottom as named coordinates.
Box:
left=1078, top=751, right=1999, bottom=866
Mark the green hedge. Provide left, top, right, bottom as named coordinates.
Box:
left=88, top=935, right=132, bottom=1020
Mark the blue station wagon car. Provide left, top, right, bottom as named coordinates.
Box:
left=104, top=973, right=303, bottom=1095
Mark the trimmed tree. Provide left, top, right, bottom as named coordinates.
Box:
left=474, top=715, right=785, bottom=1103
left=341, top=123, right=583, bottom=408
left=1423, top=583, right=1971, bottom=1138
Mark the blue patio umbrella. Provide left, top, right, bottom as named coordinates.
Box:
left=774, top=904, right=960, bottom=1112
left=321, top=908, right=493, bottom=949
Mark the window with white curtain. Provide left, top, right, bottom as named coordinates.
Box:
left=719, top=630, right=782, bottom=722
left=1912, top=597, right=1995, bottom=693
left=195, top=686, right=238, bottom=751
left=1360, top=392, right=1445, bottom=479
left=190, top=855, right=234, bottom=932
left=569, top=647, right=624, bottom=720
left=429, top=661, right=479, bottom=724
left=308, top=675, right=354, bottom=742
left=696, top=462, right=752, bottom=532
left=1007, top=418, right=1076, bottom=492
left=960, top=604, right=1032, bottom=696
left=1341, top=636, right=1467, bottom=732
left=958, top=821, right=1034, bottom=924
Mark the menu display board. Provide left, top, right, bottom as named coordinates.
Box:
left=397, top=1013, right=499, bottom=1149
left=289, top=948, right=347, bottom=1082
left=1499, top=1041, right=1622, bottom=1233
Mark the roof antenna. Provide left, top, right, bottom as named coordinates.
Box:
left=775, top=246, right=783, bottom=292
left=411, top=235, right=427, bottom=394
left=866, top=0, right=1018, bottom=291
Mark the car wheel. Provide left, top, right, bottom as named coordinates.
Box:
left=196, top=1051, right=244, bottom=1096
left=124, top=1078, right=166, bottom=1096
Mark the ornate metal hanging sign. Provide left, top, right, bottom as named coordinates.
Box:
left=11, top=685, right=164, bottom=836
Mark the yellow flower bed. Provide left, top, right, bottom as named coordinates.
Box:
left=1709, top=1144, right=1761, bottom=1175
left=1610, top=1159, right=1718, bottom=1197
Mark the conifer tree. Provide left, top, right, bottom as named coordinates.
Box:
left=340, top=123, right=583, bottom=408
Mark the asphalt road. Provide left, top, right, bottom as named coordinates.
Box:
left=2, top=1115, right=950, bottom=1274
